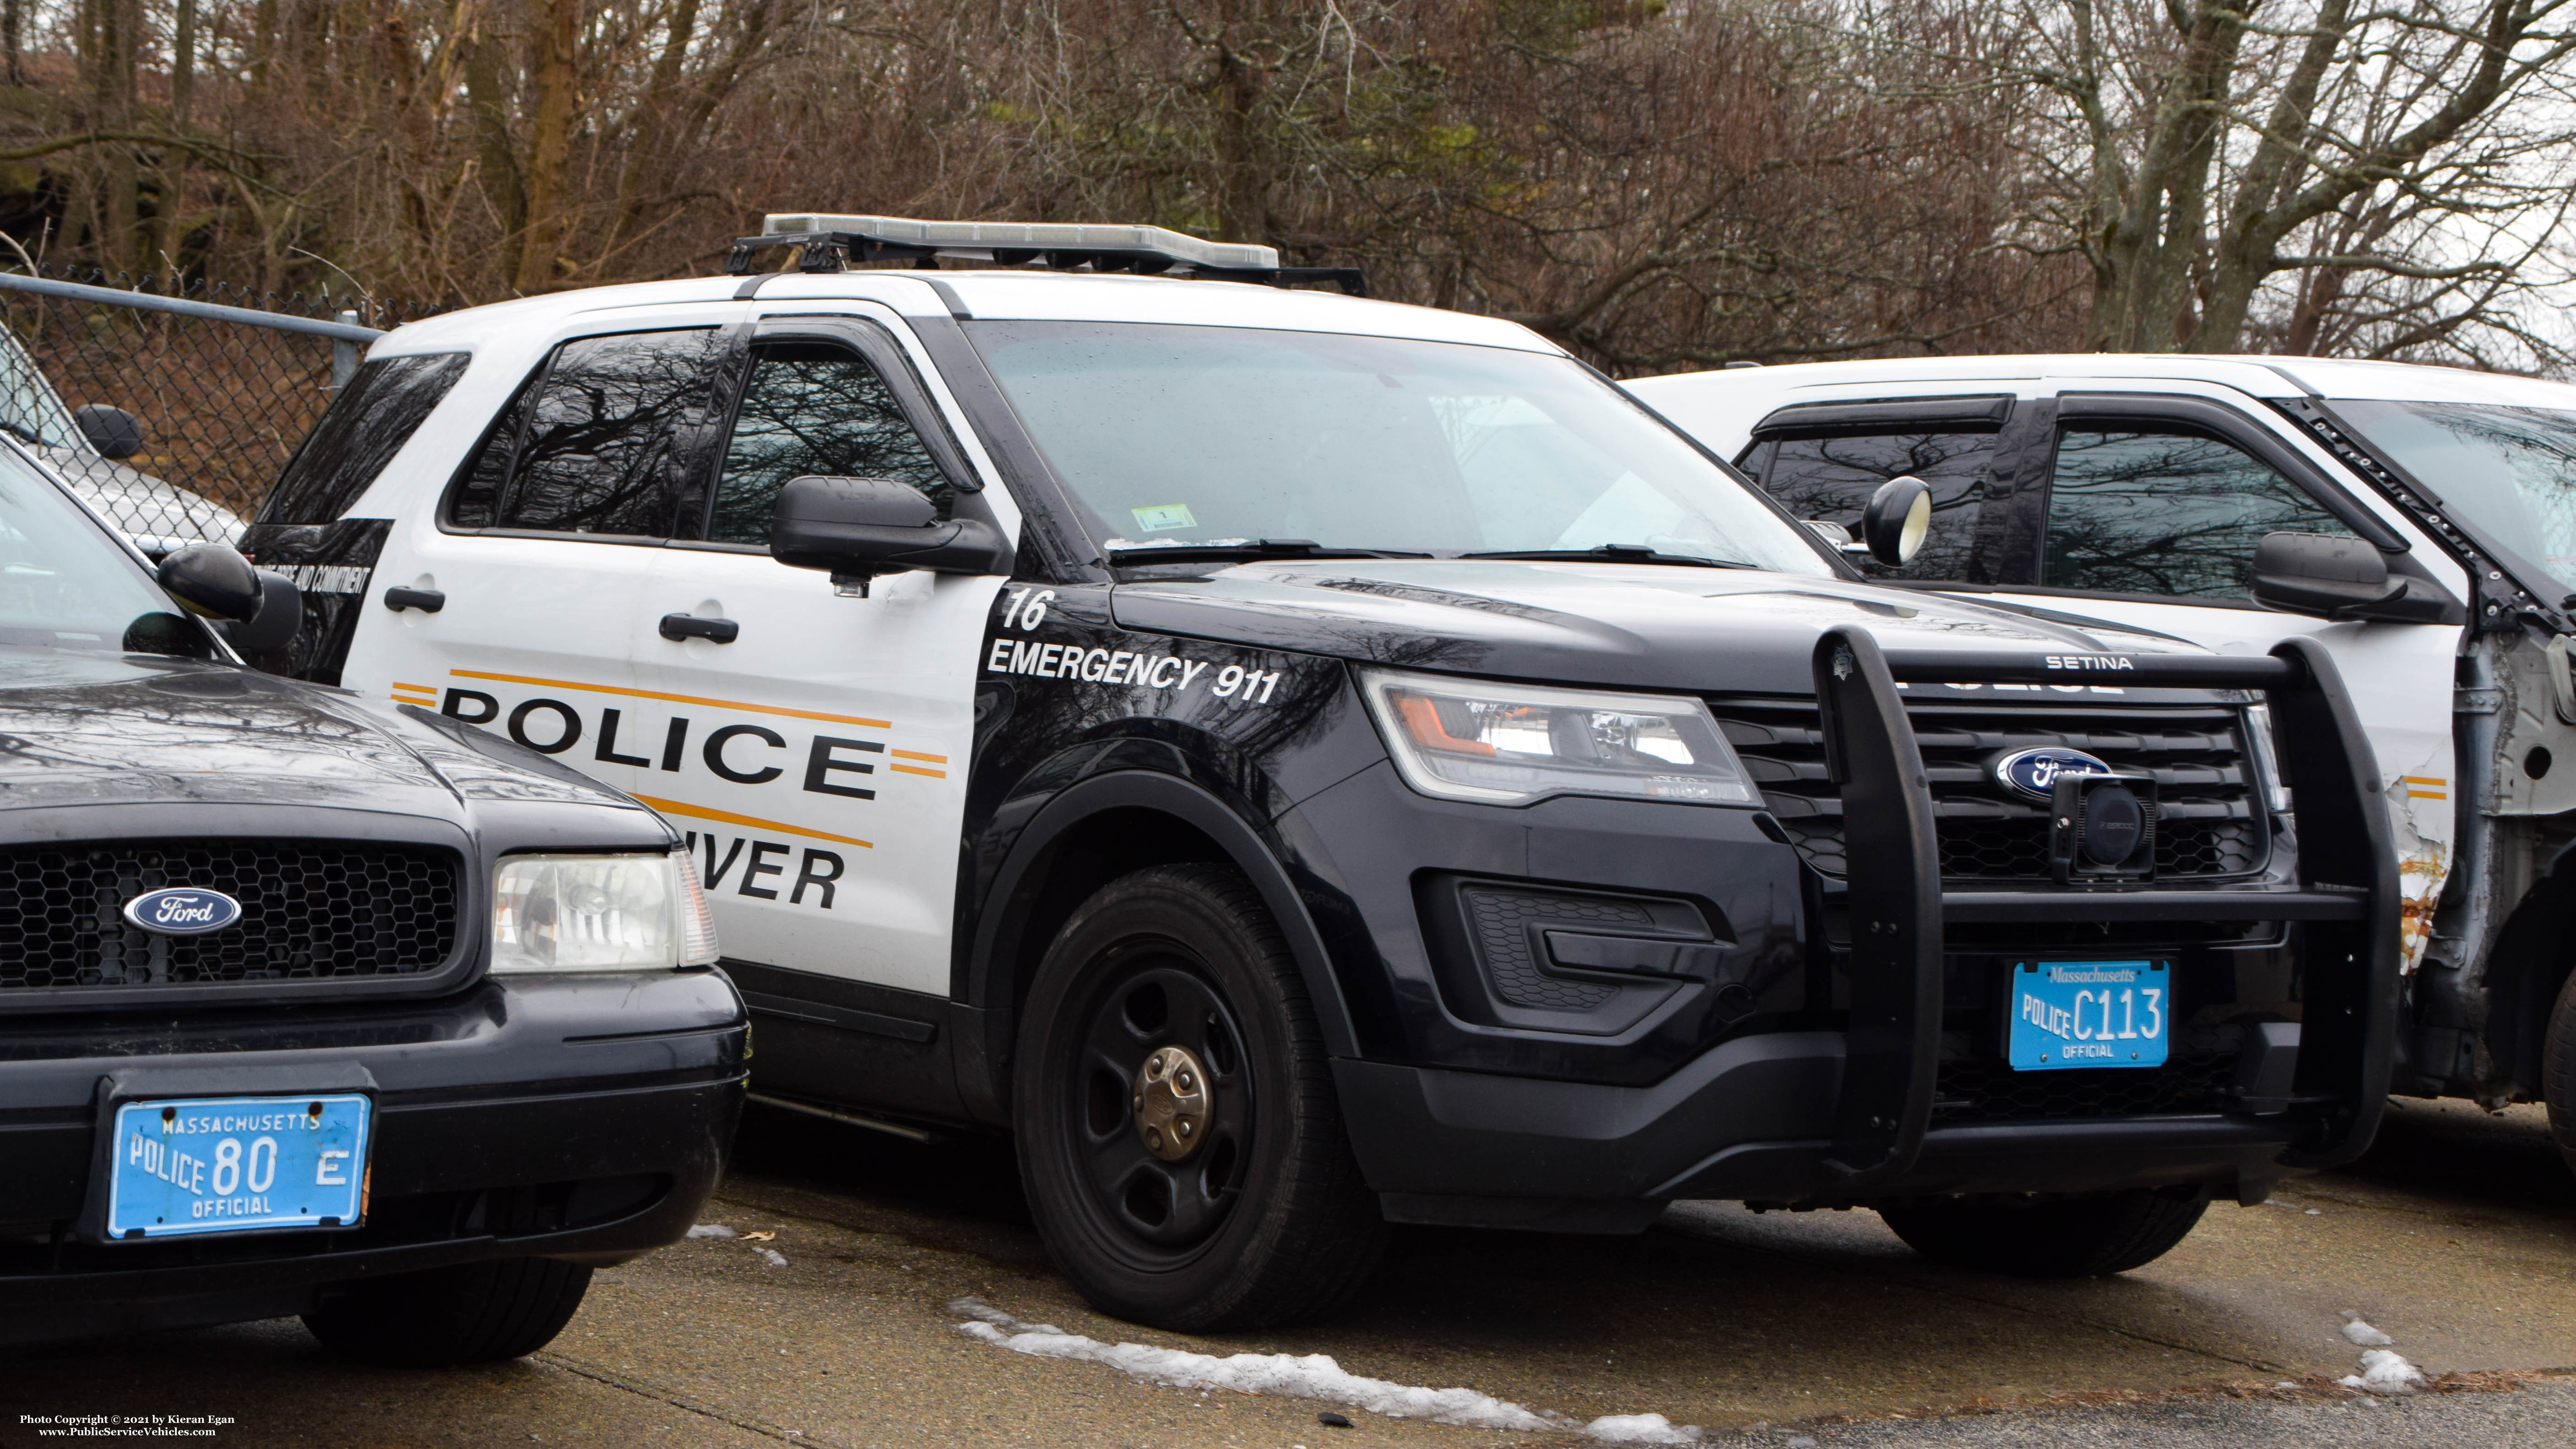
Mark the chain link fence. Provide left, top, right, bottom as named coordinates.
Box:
left=0, top=268, right=441, bottom=557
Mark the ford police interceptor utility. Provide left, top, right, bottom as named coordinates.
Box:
left=242, top=215, right=2397, bottom=1331
left=1632, top=357, right=2576, bottom=1172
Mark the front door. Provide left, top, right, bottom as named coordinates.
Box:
left=627, top=311, right=1014, bottom=1001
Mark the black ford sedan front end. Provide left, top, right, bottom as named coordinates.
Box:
left=0, top=447, right=745, bottom=1362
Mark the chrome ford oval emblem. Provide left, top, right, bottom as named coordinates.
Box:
left=121, top=886, right=243, bottom=936
left=1993, top=747, right=2113, bottom=802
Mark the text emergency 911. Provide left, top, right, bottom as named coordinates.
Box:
left=984, top=638, right=1285, bottom=704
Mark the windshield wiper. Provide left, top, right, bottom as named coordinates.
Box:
left=1459, top=545, right=1748, bottom=569
left=1103, top=538, right=1434, bottom=565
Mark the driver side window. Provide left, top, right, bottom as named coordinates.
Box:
left=706, top=342, right=951, bottom=546
left=2042, top=429, right=2351, bottom=601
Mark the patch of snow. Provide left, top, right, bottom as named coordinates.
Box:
left=757, top=1248, right=788, bottom=1267
left=685, top=1224, right=736, bottom=1239
left=2335, top=1349, right=2427, bottom=1394
left=949, top=1298, right=1701, bottom=1443
left=1586, top=1414, right=1695, bottom=1443
left=2305, top=1208, right=2323, bottom=1216
left=2340, top=1312, right=2395, bottom=1346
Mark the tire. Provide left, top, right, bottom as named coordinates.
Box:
left=1876, top=1189, right=2209, bottom=1277
left=2545, top=965, right=2576, bottom=1175
left=303, top=1257, right=592, bottom=1367
left=1014, top=863, right=1387, bottom=1331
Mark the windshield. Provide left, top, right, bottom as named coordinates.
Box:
left=963, top=321, right=1831, bottom=574
left=2333, top=400, right=2576, bottom=593
left=0, top=445, right=208, bottom=658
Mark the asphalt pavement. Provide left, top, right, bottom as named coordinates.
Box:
left=4, top=1095, right=2570, bottom=1448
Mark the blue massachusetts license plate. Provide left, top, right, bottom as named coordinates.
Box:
left=2007, top=960, right=2169, bottom=1071
left=104, top=1094, right=371, bottom=1240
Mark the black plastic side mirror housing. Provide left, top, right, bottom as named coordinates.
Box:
left=769, top=476, right=1012, bottom=592
left=222, top=569, right=304, bottom=654
left=2251, top=532, right=2406, bottom=618
left=73, top=404, right=143, bottom=460
left=1861, top=475, right=1933, bottom=567
left=156, top=544, right=265, bottom=623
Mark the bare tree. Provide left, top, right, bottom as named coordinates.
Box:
left=2008, top=0, right=2576, bottom=366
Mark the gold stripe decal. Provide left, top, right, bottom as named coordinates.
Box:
left=449, top=669, right=894, bottom=730
left=890, top=749, right=948, bottom=763
left=632, top=795, right=874, bottom=849
left=888, top=764, right=947, bottom=779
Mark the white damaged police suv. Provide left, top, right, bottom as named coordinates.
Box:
left=1634, top=357, right=2576, bottom=1171
left=243, top=216, right=2398, bottom=1330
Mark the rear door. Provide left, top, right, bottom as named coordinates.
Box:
left=345, top=307, right=747, bottom=796
left=1742, top=385, right=2467, bottom=959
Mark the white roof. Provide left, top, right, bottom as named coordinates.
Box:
left=372, top=270, right=1562, bottom=356
left=1626, top=352, right=2576, bottom=416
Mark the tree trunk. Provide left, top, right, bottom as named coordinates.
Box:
left=93, top=0, right=139, bottom=273
left=607, top=0, right=702, bottom=252
left=1212, top=37, right=1268, bottom=244
left=152, top=0, right=197, bottom=277
left=465, top=12, right=527, bottom=282
left=514, top=0, right=580, bottom=292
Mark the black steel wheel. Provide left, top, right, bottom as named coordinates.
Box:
left=1015, top=864, right=1385, bottom=1330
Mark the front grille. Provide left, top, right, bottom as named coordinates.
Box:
left=1712, top=699, right=2265, bottom=882
left=0, top=839, right=461, bottom=991
left=1932, top=1053, right=2240, bottom=1124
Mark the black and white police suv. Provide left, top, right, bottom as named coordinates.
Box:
left=247, top=214, right=2396, bottom=1331
left=0, top=436, right=744, bottom=1361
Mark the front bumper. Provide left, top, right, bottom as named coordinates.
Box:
left=1320, top=633, right=2399, bottom=1220
left=0, top=969, right=746, bottom=1343
left=1339, top=1038, right=2300, bottom=1230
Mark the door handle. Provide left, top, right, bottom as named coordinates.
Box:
left=660, top=612, right=740, bottom=644
left=383, top=587, right=445, bottom=613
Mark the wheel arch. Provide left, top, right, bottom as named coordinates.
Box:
left=2481, top=851, right=2576, bottom=1097
left=953, top=770, right=1358, bottom=1125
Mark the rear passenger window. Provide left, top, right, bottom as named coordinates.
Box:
left=1743, top=430, right=2002, bottom=582
left=447, top=328, right=726, bottom=537
left=2043, top=430, right=2351, bottom=600
left=706, top=342, right=949, bottom=545
left=262, top=353, right=469, bottom=524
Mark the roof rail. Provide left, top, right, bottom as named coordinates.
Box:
left=725, top=213, right=1367, bottom=297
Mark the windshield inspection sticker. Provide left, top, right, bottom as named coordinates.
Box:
left=1131, top=503, right=1197, bottom=532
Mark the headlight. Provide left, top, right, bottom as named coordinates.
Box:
left=491, top=848, right=722, bottom=974
left=1358, top=667, right=1758, bottom=807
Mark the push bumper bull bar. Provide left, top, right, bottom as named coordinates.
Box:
left=1814, top=628, right=2399, bottom=1192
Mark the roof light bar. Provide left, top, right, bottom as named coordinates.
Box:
left=765, top=214, right=1281, bottom=270
left=723, top=213, right=1366, bottom=296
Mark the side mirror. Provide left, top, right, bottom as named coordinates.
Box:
left=2250, top=532, right=2406, bottom=618
left=73, top=404, right=143, bottom=461
left=156, top=544, right=264, bottom=623
left=770, top=476, right=1011, bottom=595
left=223, top=569, right=304, bottom=654
left=1861, top=475, right=1933, bottom=567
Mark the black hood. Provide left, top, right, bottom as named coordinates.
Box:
left=1110, top=560, right=2204, bottom=695
left=0, top=650, right=638, bottom=821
